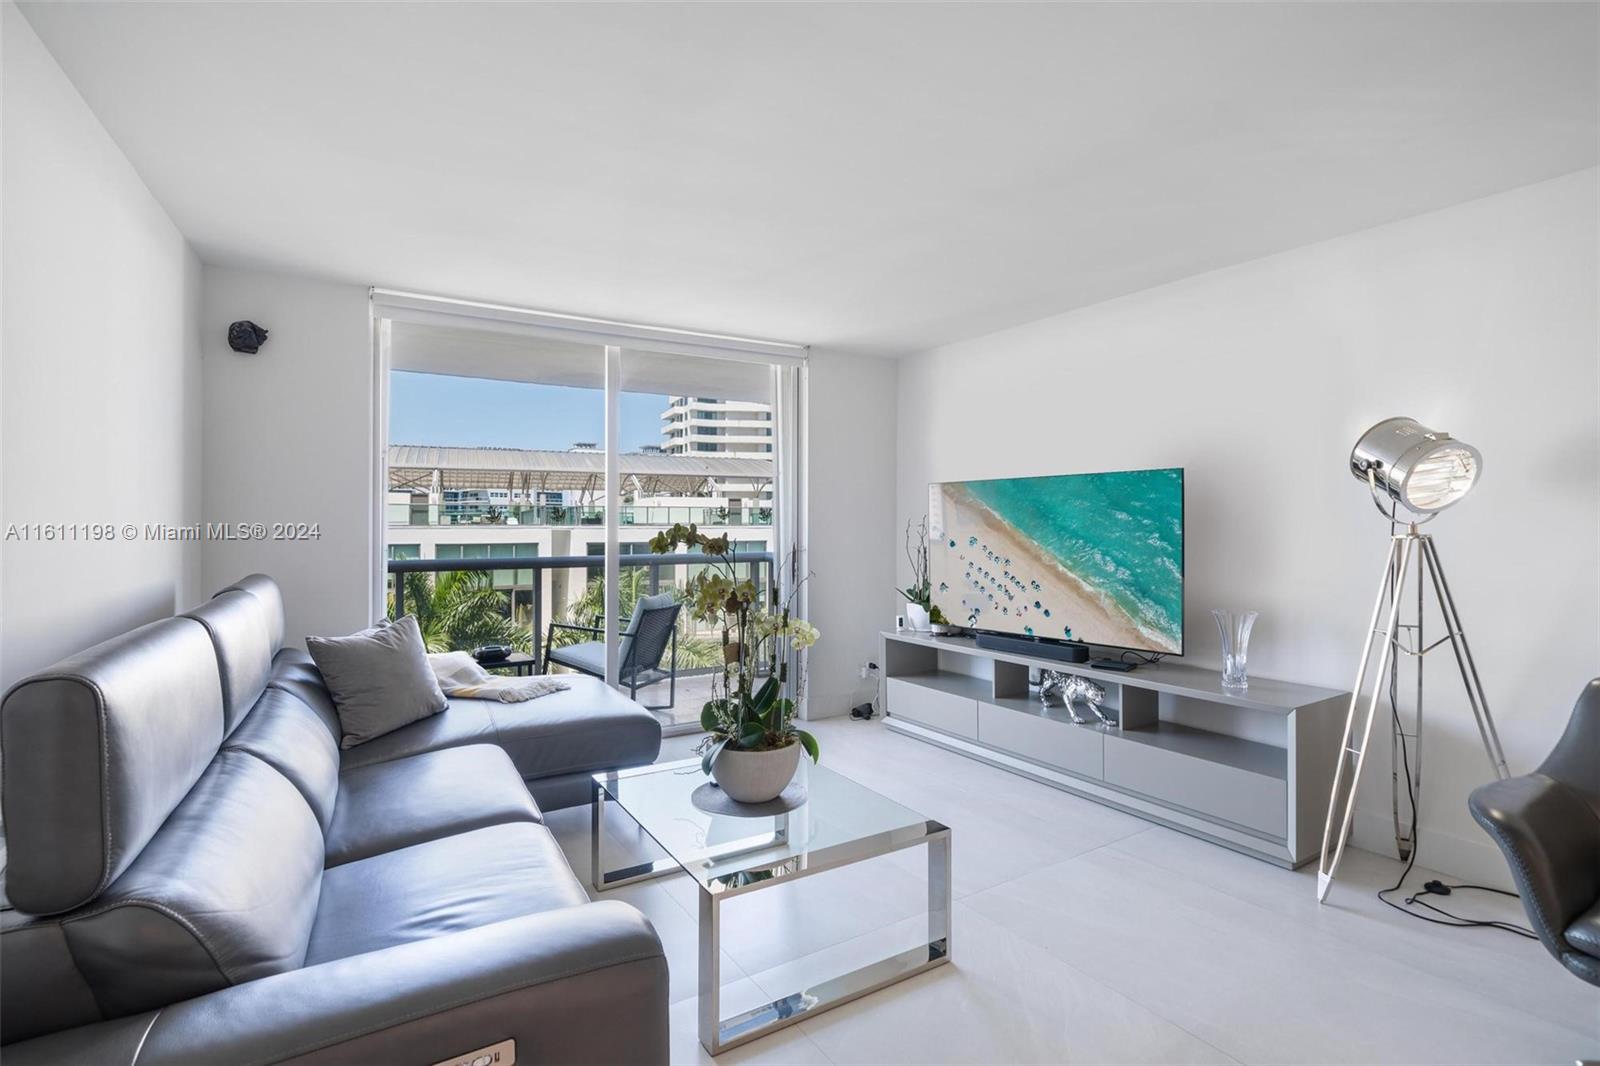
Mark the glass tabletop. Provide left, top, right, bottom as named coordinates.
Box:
left=593, top=759, right=941, bottom=894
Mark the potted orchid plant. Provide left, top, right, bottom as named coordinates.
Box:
left=648, top=524, right=820, bottom=802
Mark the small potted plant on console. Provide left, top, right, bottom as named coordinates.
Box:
left=898, top=516, right=954, bottom=633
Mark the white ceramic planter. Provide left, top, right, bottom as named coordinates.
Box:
left=713, top=742, right=803, bottom=803
left=905, top=603, right=932, bottom=632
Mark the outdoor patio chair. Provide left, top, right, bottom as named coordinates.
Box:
left=544, top=593, right=682, bottom=711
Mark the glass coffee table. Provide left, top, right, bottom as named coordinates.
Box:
left=591, top=759, right=951, bottom=1055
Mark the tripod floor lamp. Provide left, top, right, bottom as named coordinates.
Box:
left=1317, top=417, right=1510, bottom=903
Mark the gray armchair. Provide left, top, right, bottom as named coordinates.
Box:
left=545, top=593, right=683, bottom=711
left=1468, top=678, right=1600, bottom=987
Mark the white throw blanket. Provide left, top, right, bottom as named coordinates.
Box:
left=428, top=651, right=570, bottom=702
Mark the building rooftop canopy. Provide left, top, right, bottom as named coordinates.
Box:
left=388, top=444, right=771, bottom=495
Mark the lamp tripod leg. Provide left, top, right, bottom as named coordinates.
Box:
left=1318, top=536, right=1415, bottom=903
left=1392, top=538, right=1424, bottom=862
left=1418, top=537, right=1510, bottom=780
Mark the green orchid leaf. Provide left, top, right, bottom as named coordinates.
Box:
left=700, top=701, right=720, bottom=732
left=701, top=738, right=728, bottom=777
left=751, top=675, right=780, bottom=713
left=796, top=729, right=820, bottom=763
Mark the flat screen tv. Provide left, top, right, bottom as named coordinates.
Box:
left=928, top=468, right=1184, bottom=656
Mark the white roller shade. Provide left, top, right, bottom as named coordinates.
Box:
left=373, top=289, right=806, bottom=367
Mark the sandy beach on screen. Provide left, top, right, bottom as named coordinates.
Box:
left=930, top=484, right=1177, bottom=654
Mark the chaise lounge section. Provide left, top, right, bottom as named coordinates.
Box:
left=1, top=574, right=668, bottom=1064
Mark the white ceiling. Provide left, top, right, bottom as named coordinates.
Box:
left=20, top=2, right=1598, bottom=356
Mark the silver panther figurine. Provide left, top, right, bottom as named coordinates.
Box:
left=1065, top=675, right=1115, bottom=726
left=1039, top=671, right=1113, bottom=726
left=1038, top=669, right=1070, bottom=710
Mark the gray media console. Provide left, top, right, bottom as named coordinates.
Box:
left=879, top=631, right=1350, bottom=867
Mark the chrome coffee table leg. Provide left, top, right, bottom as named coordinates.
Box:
left=589, top=777, right=678, bottom=892
left=697, top=828, right=953, bottom=1055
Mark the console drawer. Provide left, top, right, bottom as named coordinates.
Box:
left=1103, top=729, right=1287, bottom=838
left=978, top=701, right=1102, bottom=779
left=887, top=678, right=979, bottom=739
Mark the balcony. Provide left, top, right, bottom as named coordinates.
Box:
left=386, top=551, right=775, bottom=731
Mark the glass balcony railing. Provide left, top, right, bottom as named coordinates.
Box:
left=386, top=504, right=773, bottom=528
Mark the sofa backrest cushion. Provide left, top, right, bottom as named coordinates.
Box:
left=215, top=573, right=286, bottom=653
left=1, top=617, right=225, bottom=915
left=58, top=749, right=326, bottom=1019
left=223, top=685, right=341, bottom=831
left=183, top=588, right=280, bottom=736
left=264, top=645, right=342, bottom=716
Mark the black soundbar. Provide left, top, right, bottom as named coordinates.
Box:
left=974, top=632, right=1090, bottom=664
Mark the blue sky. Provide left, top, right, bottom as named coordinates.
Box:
left=389, top=372, right=670, bottom=452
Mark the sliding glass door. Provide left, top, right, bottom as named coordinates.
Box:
left=372, top=293, right=805, bottom=732
left=615, top=348, right=781, bottom=725
left=382, top=320, right=607, bottom=681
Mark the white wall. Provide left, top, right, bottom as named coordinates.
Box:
left=896, top=169, right=1599, bottom=884
left=200, top=267, right=373, bottom=646
left=0, top=3, right=203, bottom=688
left=804, top=350, right=899, bottom=719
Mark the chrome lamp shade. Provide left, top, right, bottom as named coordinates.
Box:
left=1349, top=417, right=1482, bottom=513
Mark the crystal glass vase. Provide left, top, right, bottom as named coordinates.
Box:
left=1213, top=609, right=1257, bottom=690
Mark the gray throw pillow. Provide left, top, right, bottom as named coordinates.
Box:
left=306, top=615, right=449, bottom=748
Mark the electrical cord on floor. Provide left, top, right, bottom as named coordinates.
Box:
left=1376, top=633, right=1537, bottom=940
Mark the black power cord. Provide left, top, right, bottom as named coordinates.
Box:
left=1118, top=650, right=1165, bottom=667
left=850, top=662, right=880, bottom=720
left=1376, top=719, right=1536, bottom=940
left=1374, top=509, right=1536, bottom=941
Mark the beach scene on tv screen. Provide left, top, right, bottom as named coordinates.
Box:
left=929, top=468, right=1184, bottom=655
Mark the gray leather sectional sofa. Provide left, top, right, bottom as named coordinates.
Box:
left=0, top=575, right=670, bottom=1064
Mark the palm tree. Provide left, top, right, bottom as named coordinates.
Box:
left=388, top=570, right=530, bottom=653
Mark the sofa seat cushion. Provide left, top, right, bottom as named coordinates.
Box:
left=324, top=745, right=543, bottom=867
left=485, top=677, right=663, bottom=780
left=328, top=696, right=498, bottom=770
left=304, top=823, right=587, bottom=966
left=338, top=676, right=661, bottom=788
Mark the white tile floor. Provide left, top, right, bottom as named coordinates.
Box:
left=544, top=718, right=1600, bottom=1065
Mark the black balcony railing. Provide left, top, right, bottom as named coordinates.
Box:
left=386, top=552, right=774, bottom=668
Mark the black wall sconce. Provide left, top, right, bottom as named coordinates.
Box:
left=227, top=320, right=270, bottom=354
